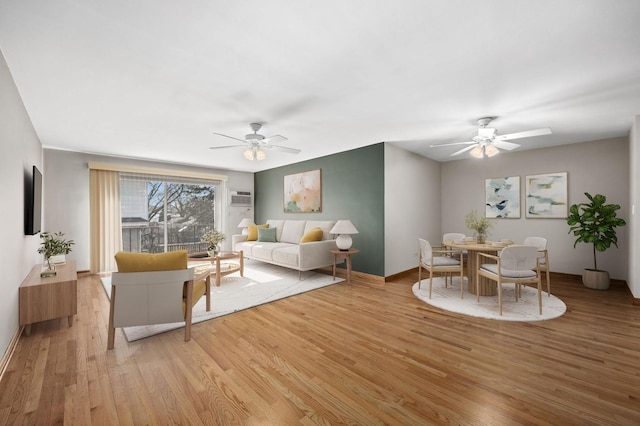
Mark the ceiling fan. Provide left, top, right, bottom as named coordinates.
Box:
left=430, top=117, right=552, bottom=158
left=210, top=123, right=300, bottom=161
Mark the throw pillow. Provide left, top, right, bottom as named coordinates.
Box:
left=247, top=223, right=269, bottom=241
left=300, top=227, right=323, bottom=243
left=115, top=250, right=187, bottom=272
left=257, top=227, right=277, bottom=242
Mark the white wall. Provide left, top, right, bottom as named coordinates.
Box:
left=629, top=116, right=639, bottom=298
left=0, top=50, right=42, bottom=358
left=43, top=149, right=254, bottom=271
left=384, top=144, right=441, bottom=276
left=441, top=137, right=629, bottom=280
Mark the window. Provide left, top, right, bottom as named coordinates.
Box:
left=120, top=173, right=221, bottom=253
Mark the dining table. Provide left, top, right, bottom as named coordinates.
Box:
left=444, top=240, right=512, bottom=296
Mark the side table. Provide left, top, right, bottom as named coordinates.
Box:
left=330, top=248, right=360, bottom=283
left=19, top=261, right=77, bottom=336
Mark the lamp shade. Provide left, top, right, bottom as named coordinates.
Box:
left=238, top=218, right=254, bottom=235
left=237, top=218, right=253, bottom=228
left=330, top=220, right=358, bottom=250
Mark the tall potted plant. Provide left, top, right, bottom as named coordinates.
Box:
left=566, top=192, right=626, bottom=290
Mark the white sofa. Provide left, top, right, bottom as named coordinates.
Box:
left=232, top=219, right=340, bottom=273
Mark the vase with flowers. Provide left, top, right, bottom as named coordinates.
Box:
left=201, top=229, right=226, bottom=257
left=465, top=210, right=493, bottom=244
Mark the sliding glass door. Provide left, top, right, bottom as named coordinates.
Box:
left=120, top=173, right=221, bottom=253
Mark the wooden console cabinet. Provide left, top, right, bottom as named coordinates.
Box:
left=19, top=260, right=77, bottom=336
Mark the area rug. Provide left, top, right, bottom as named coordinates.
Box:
left=101, top=259, right=344, bottom=342
left=413, top=277, right=566, bottom=321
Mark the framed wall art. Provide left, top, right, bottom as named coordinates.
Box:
left=283, top=169, right=322, bottom=213
left=525, top=172, right=568, bottom=218
left=485, top=176, right=520, bottom=218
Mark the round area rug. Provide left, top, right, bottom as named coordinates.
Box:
left=413, top=277, right=566, bottom=321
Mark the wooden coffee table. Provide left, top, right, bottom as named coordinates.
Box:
left=189, top=250, right=243, bottom=286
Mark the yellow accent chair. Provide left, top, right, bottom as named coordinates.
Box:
left=107, top=250, right=210, bottom=349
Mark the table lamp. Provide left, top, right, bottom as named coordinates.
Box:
left=237, top=218, right=254, bottom=235
left=330, top=220, right=358, bottom=250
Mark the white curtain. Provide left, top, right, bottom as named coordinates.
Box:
left=90, top=169, right=122, bottom=273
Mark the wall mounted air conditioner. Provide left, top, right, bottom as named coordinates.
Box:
left=229, top=190, right=252, bottom=206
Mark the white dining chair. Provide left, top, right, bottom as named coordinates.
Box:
left=476, top=245, right=542, bottom=315
left=418, top=238, right=464, bottom=299
left=523, top=237, right=551, bottom=296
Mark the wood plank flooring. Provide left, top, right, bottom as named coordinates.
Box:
left=1, top=270, right=639, bottom=425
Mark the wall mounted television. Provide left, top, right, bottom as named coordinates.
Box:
left=25, top=165, right=42, bottom=235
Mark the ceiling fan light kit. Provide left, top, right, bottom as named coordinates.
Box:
left=210, top=122, right=301, bottom=161
left=429, top=116, right=552, bottom=159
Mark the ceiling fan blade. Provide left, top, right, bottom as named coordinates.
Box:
left=495, top=128, right=552, bottom=141
left=262, top=135, right=288, bottom=144
left=212, top=132, right=248, bottom=144
left=430, top=141, right=476, bottom=148
left=269, top=144, right=301, bottom=154
left=209, top=144, right=244, bottom=150
left=451, top=144, right=478, bottom=156
left=492, top=140, right=521, bottom=151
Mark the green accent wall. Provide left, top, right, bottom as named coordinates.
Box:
left=255, top=143, right=385, bottom=276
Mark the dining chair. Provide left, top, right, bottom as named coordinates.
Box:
left=442, top=232, right=467, bottom=286
left=476, top=245, right=542, bottom=315
left=418, top=238, right=464, bottom=299
left=523, top=236, right=551, bottom=296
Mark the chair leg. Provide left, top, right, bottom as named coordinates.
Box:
left=537, top=279, right=543, bottom=315
left=418, top=265, right=422, bottom=289
left=546, top=269, right=551, bottom=296
left=184, top=280, right=194, bottom=342
left=205, top=274, right=211, bottom=312
left=107, top=285, right=116, bottom=350
left=429, top=271, right=433, bottom=299
left=498, top=281, right=503, bottom=316
left=460, top=269, right=464, bottom=299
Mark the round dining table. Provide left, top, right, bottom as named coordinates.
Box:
left=444, top=240, right=509, bottom=296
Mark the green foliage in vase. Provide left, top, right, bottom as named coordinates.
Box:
left=464, top=210, right=493, bottom=235
left=201, top=229, right=226, bottom=250
left=37, top=231, right=75, bottom=259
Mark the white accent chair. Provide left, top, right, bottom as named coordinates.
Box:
left=523, top=236, right=550, bottom=296
left=477, top=245, right=542, bottom=316
left=418, top=238, right=464, bottom=299
left=107, top=251, right=210, bottom=349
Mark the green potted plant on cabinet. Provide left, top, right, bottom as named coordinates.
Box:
left=37, top=231, right=75, bottom=276
left=566, top=192, right=626, bottom=290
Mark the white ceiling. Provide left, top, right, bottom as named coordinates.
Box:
left=1, top=0, right=639, bottom=172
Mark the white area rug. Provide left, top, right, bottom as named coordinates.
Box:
left=101, top=259, right=344, bottom=342
left=413, top=277, right=566, bottom=321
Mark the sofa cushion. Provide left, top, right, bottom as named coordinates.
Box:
left=266, top=220, right=285, bottom=241
left=247, top=223, right=269, bottom=241
left=280, top=220, right=307, bottom=244
left=304, top=220, right=336, bottom=241
left=115, top=250, right=187, bottom=272
left=258, top=227, right=277, bottom=242
left=300, top=227, right=323, bottom=243
left=252, top=242, right=296, bottom=261
left=272, top=246, right=300, bottom=267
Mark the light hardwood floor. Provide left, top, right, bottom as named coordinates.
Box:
left=1, top=270, right=639, bottom=425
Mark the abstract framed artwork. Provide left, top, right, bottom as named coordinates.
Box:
left=525, top=172, right=568, bottom=218
left=283, top=169, right=322, bottom=213
left=485, top=176, right=520, bottom=218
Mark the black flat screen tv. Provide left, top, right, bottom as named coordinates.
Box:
left=25, top=165, right=42, bottom=235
